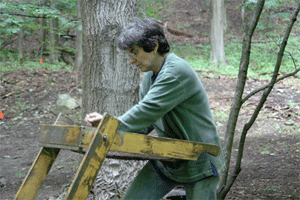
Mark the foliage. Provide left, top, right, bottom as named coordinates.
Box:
left=138, top=0, right=171, bottom=19
left=0, top=0, right=77, bottom=60
left=0, top=60, right=71, bottom=73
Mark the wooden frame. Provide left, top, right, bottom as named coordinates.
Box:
left=15, top=113, right=221, bottom=200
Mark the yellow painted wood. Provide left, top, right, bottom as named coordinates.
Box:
left=80, top=128, right=220, bottom=159
left=39, top=125, right=82, bottom=150
left=14, top=114, right=66, bottom=200
left=14, top=148, right=60, bottom=200
left=110, top=131, right=220, bottom=159
left=65, top=113, right=120, bottom=200
left=40, top=125, right=220, bottom=160
left=40, top=125, right=82, bottom=147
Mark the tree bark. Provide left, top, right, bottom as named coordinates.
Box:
left=18, top=22, right=25, bottom=63
left=49, top=0, right=59, bottom=63
left=73, top=0, right=83, bottom=71
left=41, top=15, right=47, bottom=58
left=210, top=0, right=226, bottom=67
left=81, top=0, right=143, bottom=199
left=41, top=0, right=48, bottom=59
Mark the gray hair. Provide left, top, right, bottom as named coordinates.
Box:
left=118, top=18, right=170, bottom=55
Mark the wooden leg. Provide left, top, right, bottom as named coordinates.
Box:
left=14, top=147, right=60, bottom=200
left=14, top=114, right=73, bottom=200
left=65, top=114, right=120, bottom=200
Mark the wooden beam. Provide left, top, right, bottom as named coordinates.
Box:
left=65, top=114, right=120, bottom=200
left=40, top=124, right=221, bottom=161
left=15, top=114, right=73, bottom=200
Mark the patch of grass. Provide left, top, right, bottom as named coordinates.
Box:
left=0, top=60, right=72, bottom=73
left=211, top=108, right=229, bottom=122
left=139, top=0, right=171, bottom=19
left=171, top=36, right=300, bottom=80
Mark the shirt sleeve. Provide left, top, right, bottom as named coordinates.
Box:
left=118, top=73, right=187, bottom=133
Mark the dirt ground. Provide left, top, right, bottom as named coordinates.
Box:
left=0, top=69, right=299, bottom=200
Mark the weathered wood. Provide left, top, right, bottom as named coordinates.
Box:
left=39, top=122, right=221, bottom=161
left=39, top=125, right=82, bottom=151
left=65, top=114, right=120, bottom=200
left=15, top=114, right=73, bottom=200
left=14, top=147, right=60, bottom=200
left=110, top=131, right=220, bottom=159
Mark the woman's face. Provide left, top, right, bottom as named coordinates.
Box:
left=126, top=45, right=158, bottom=73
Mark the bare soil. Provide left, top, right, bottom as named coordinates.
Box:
left=0, top=69, right=299, bottom=200
left=1, top=1, right=300, bottom=199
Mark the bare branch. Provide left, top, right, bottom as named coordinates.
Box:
left=241, top=0, right=246, bottom=32
left=0, top=12, right=46, bottom=19
left=241, top=67, right=300, bottom=104
left=222, top=1, right=300, bottom=198
left=217, top=0, right=266, bottom=198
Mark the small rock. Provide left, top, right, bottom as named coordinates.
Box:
left=284, top=121, right=294, bottom=126
left=57, top=166, right=64, bottom=170
left=0, top=177, right=7, bottom=187
left=0, top=135, right=9, bottom=139
left=57, top=94, right=79, bottom=110
left=51, top=106, right=71, bottom=115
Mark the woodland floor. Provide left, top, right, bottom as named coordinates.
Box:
left=0, top=69, right=299, bottom=200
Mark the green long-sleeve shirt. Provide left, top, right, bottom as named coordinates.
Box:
left=118, top=53, right=225, bottom=183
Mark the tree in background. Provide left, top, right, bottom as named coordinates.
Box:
left=210, top=0, right=227, bottom=67
left=217, top=0, right=300, bottom=199
left=0, top=0, right=77, bottom=63
left=80, top=0, right=144, bottom=199
left=49, top=0, right=59, bottom=63
left=73, top=0, right=82, bottom=71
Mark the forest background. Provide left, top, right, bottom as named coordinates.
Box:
left=0, top=0, right=300, bottom=199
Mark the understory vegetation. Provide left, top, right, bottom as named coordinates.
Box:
left=0, top=0, right=299, bottom=82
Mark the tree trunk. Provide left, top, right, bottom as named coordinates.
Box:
left=41, top=16, right=47, bottom=58
left=41, top=0, right=48, bottom=59
left=49, top=0, right=59, bottom=63
left=73, top=0, right=83, bottom=71
left=81, top=0, right=143, bottom=199
left=217, top=0, right=265, bottom=199
left=19, top=23, right=25, bottom=63
left=210, top=0, right=226, bottom=67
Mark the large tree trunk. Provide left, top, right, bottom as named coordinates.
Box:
left=73, top=0, right=83, bottom=72
left=81, top=0, right=143, bottom=199
left=210, top=0, right=226, bottom=67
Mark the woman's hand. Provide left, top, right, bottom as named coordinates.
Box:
left=84, top=112, right=103, bottom=127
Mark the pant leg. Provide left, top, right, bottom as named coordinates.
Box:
left=122, top=162, right=177, bottom=200
left=184, top=176, right=219, bottom=200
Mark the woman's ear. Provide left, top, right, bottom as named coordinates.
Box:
left=153, top=40, right=159, bottom=54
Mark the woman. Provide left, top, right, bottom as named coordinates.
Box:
left=85, top=18, right=224, bottom=200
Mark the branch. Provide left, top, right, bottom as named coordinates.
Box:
left=217, top=1, right=266, bottom=198
left=241, top=0, right=246, bottom=32
left=0, top=12, right=46, bottom=19
left=154, top=19, right=195, bottom=38
left=241, top=67, right=300, bottom=104
left=220, top=1, right=300, bottom=199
